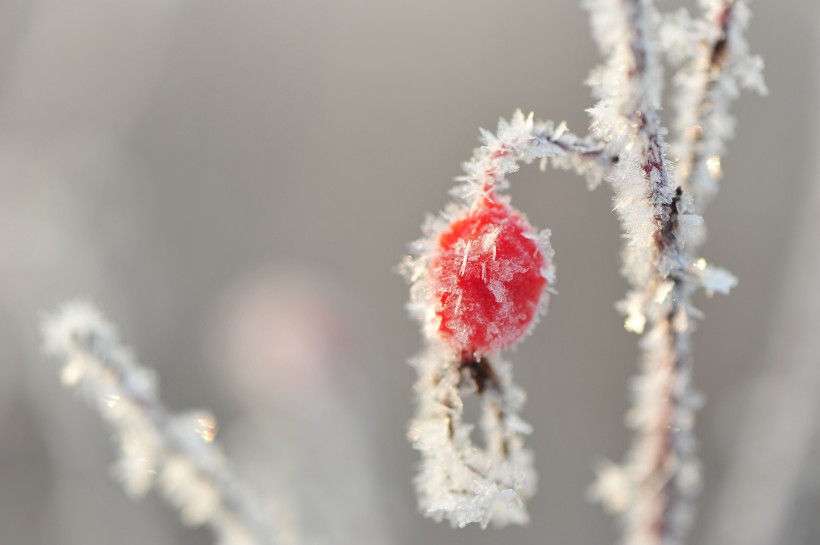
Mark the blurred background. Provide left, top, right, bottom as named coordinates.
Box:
left=0, top=0, right=818, bottom=544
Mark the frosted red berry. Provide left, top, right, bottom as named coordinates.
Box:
left=430, top=195, right=549, bottom=356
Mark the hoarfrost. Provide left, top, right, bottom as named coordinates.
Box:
left=408, top=344, right=535, bottom=528
left=582, top=1, right=763, bottom=544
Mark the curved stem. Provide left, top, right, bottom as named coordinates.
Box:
left=403, top=110, right=615, bottom=528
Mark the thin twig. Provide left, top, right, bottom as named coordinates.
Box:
left=42, top=302, right=286, bottom=545
left=670, top=0, right=767, bottom=212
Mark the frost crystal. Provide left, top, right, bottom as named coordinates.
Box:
left=666, top=0, right=768, bottom=211
left=408, top=346, right=535, bottom=528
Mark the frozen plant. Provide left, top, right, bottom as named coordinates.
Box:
left=42, top=301, right=288, bottom=545
left=402, top=0, right=764, bottom=540
left=401, top=112, right=610, bottom=528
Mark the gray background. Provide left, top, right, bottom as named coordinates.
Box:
left=0, top=1, right=817, bottom=544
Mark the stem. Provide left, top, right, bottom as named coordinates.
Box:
left=626, top=2, right=695, bottom=541
left=676, top=0, right=734, bottom=206
left=586, top=0, right=703, bottom=543
left=671, top=0, right=767, bottom=212
left=407, top=345, right=535, bottom=529
left=42, top=302, right=284, bottom=545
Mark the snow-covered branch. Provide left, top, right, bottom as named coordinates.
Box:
left=42, top=302, right=286, bottom=545
left=667, top=0, right=768, bottom=212
left=452, top=110, right=613, bottom=198
left=583, top=1, right=761, bottom=544
left=584, top=0, right=711, bottom=542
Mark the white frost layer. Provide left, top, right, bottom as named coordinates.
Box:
left=583, top=1, right=763, bottom=545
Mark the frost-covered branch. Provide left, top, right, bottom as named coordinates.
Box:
left=582, top=0, right=749, bottom=544
left=666, top=0, right=767, bottom=211
left=453, top=111, right=614, bottom=194
left=42, top=302, right=286, bottom=545
left=531, top=119, right=616, bottom=188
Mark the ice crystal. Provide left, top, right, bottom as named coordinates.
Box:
left=408, top=345, right=535, bottom=528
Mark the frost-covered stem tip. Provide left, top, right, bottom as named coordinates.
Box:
left=42, top=302, right=284, bottom=545
left=670, top=0, right=767, bottom=212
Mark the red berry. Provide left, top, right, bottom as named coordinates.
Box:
left=430, top=195, right=549, bottom=356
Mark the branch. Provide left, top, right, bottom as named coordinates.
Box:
left=451, top=110, right=614, bottom=200
left=584, top=0, right=708, bottom=543
left=667, top=0, right=767, bottom=212
left=42, top=302, right=287, bottom=545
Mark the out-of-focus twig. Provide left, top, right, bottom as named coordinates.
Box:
left=42, top=301, right=287, bottom=545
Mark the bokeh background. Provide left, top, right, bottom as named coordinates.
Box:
left=0, top=1, right=818, bottom=544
